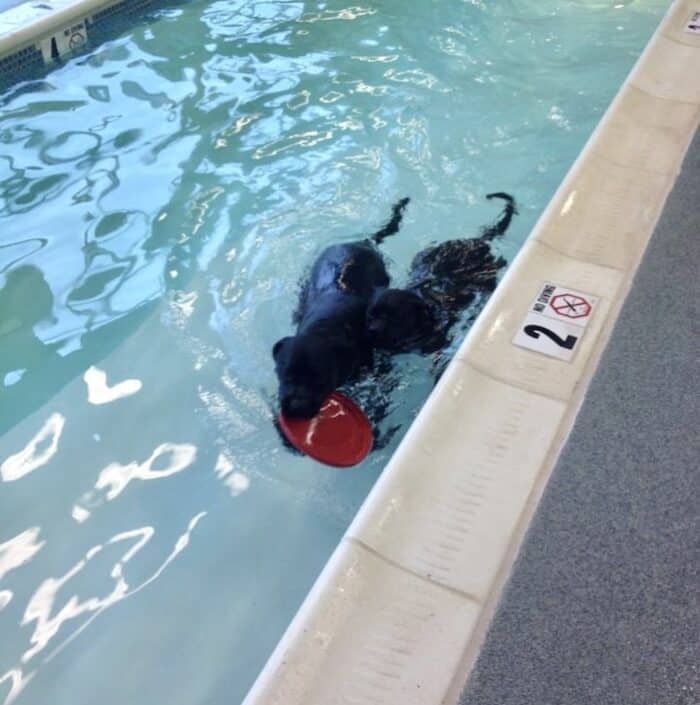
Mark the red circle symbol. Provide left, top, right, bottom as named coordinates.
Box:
left=549, top=293, right=591, bottom=319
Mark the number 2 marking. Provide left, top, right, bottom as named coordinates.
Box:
left=524, top=324, right=577, bottom=350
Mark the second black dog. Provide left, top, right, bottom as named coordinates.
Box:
left=273, top=198, right=410, bottom=418
left=366, top=192, right=517, bottom=354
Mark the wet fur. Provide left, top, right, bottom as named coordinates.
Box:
left=366, top=193, right=517, bottom=355
left=273, top=198, right=410, bottom=418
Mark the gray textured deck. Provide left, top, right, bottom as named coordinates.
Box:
left=458, top=130, right=700, bottom=705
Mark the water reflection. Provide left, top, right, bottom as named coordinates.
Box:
left=83, top=366, right=142, bottom=404
left=0, top=513, right=206, bottom=704
left=214, top=452, right=250, bottom=497
left=94, top=442, right=197, bottom=501
left=40, top=132, right=101, bottom=164
left=70, top=505, right=91, bottom=524
left=19, top=513, right=206, bottom=663
left=0, top=528, right=45, bottom=580
left=0, top=257, right=153, bottom=434
left=0, top=413, right=65, bottom=482
left=0, top=668, right=34, bottom=705
left=299, top=6, right=377, bottom=23
left=0, top=266, right=56, bottom=389
left=0, top=236, right=48, bottom=274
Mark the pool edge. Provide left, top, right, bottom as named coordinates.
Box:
left=0, top=0, right=155, bottom=71
left=242, top=1, right=700, bottom=704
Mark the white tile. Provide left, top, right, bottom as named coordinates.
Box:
left=243, top=541, right=480, bottom=705
left=457, top=240, right=622, bottom=400
left=589, top=85, right=698, bottom=175
left=629, top=33, right=700, bottom=103
left=349, top=361, right=566, bottom=599
left=533, top=150, right=673, bottom=270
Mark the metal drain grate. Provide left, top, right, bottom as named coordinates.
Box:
left=0, top=43, right=44, bottom=79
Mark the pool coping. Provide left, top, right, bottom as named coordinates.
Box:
left=240, top=1, right=700, bottom=704
left=0, top=0, right=153, bottom=70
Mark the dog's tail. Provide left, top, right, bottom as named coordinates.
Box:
left=480, top=192, right=518, bottom=242
left=370, top=197, right=411, bottom=245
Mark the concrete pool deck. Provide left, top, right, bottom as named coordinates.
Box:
left=457, top=125, right=700, bottom=705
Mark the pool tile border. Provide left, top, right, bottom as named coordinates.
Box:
left=243, top=1, right=700, bottom=703
left=0, top=0, right=154, bottom=76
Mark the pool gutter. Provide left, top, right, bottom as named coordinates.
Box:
left=242, top=1, right=700, bottom=703
left=0, top=0, right=153, bottom=74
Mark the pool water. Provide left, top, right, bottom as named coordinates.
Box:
left=0, top=1, right=666, bottom=703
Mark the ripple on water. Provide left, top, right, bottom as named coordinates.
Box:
left=40, top=132, right=101, bottom=164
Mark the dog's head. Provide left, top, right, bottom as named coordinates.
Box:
left=272, top=334, right=341, bottom=418
left=366, top=288, right=435, bottom=352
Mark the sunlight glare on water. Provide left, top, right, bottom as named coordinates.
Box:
left=0, top=1, right=667, bottom=703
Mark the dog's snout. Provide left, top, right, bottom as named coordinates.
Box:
left=368, top=316, right=395, bottom=345
left=367, top=313, right=385, bottom=334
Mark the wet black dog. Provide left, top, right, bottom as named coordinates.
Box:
left=273, top=198, right=410, bottom=418
left=366, top=192, right=517, bottom=354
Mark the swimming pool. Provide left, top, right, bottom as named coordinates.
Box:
left=0, top=1, right=668, bottom=703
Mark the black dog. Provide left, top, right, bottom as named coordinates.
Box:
left=366, top=192, right=517, bottom=354
left=273, top=198, right=410, bottom=418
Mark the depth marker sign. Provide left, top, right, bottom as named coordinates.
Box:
left=685, top=10, right=700, bottom=34
left=513, top=282, right=599, bottom=362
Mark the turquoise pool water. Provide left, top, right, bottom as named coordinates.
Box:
left=0, top=1, right=666, bottom=703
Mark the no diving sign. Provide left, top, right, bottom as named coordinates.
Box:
left=549, top=293, right=591, bottom=320
left=513, top=282, right=599, bottom=361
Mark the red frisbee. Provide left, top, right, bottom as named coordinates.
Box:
left=279, top=391, right=373, bottom=467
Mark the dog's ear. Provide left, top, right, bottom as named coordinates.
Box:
left=272, top=336, right=293, bottom=363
